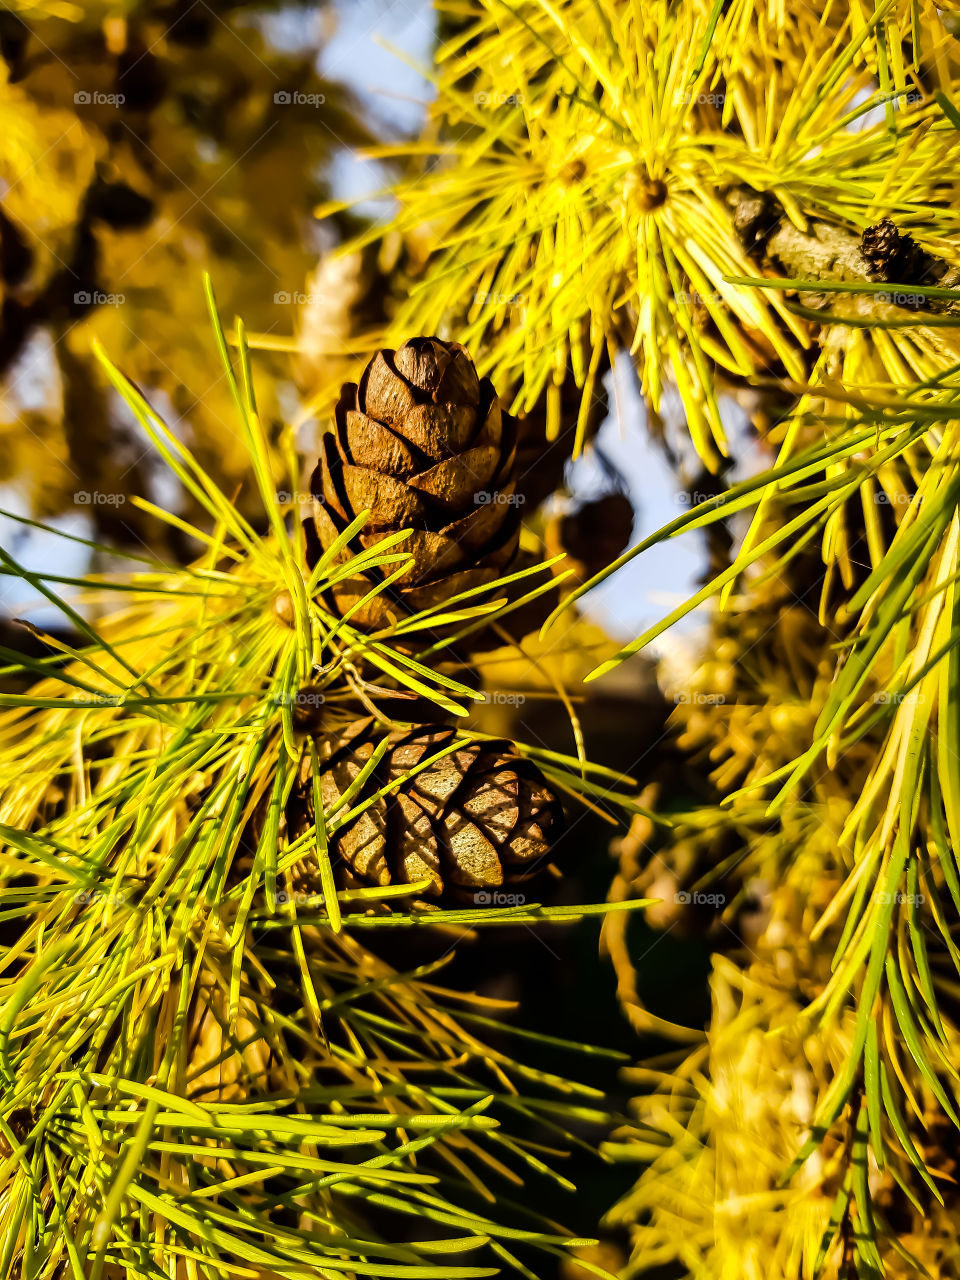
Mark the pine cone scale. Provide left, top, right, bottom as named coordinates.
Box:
left=398, top=565, right=501, bottom=611
left=339, top=464, right=426, bottom=527
left=389, top=403, right=479, bottom=458
left=446, top=814, right=504, bottom=888
left=394, top=791, right=443, bottom=893
left=406, top=446, right=501, bottom=509
left=343, top=411, right=422, bottom=476
left=359, top=351, right=419, bottom=421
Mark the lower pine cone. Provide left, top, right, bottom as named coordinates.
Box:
left=287, top=719, right=564, bottom=906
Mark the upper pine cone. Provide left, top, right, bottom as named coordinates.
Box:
left=305, top=337, right=521, bottom=627
left=289, top=719, right=563, bottom=903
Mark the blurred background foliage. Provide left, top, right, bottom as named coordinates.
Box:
left=0, top=0, right=373, bottom=547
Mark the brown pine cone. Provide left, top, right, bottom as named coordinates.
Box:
left=288, top=719, right=563, bottom=904
left=305, top=337, right=522, bottom=629
left=860, top=217, right=923, bottom=284
left=546, top=492, right=635, bottom=584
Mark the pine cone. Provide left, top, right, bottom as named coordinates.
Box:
left=547, top=492, right=635, bottom=584
left=289, top=719, right=563, bottom=904
left=305, top=337, right=522, bottom=629
left=860, top=217, right=922, bottom=284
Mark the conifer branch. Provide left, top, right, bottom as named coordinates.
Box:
left=733, top=192, right=960, bottom=318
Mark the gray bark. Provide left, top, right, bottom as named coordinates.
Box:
left=732, top=193, right=960, bottom=321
